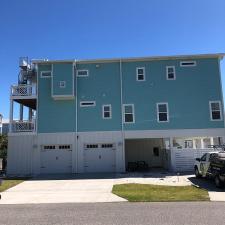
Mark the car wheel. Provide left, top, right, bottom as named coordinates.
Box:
left=195, top=167, right=201, bottom=178
left=215, top=176, right=223, bottom=188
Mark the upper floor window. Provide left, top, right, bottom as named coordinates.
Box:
left=123, top=104, right=135, bottom=123
left=59, top=81, right=66, bottom=88
left=102, top=104, right=112, bottom=119
left=180, top=61, right=196, bottom=67
left=80, top=101, right=96, bottom=107
left=41, top=71, right=52, bottom=78
left=210, top=101, right=222, bottom=121
left=136, top=67, right=145, bottom=81
left=77, top=69, right=89, bottom=77
left=157, top=103, right=169, bottom=122
left=166, top=66, right=176, bottom=80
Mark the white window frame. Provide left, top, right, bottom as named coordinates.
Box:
left=166, top=66, right=176, bottom=80
left=102, top=104, right=112, bottom=119
left=123, top=104, right=135, bottom=123
left=76, top=69, right=89, bottom=77
left=40, top=70, right=52, bottom=78
left=180, top=61, right=197, bottom=67
left=136, top=67, right=146, bottom=81
left=59, top=81, right=66, bottom=88
left=209, top=101, right=222, bottom=121
left=157, top=102, right=169, bottom=123
left=80, top=101, right=96, bottom=107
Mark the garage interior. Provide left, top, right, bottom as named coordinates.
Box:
left=125, top=138, right=170, bottom=172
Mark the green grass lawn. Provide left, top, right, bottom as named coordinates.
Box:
left=0, top=179, right=25, bottom=192
left=112, top=183, right=209, bottom=202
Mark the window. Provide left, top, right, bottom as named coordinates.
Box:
left=157, top=103, right=169, bottom=122
left=59, top=145, right=71, bottom=150
left=102, top=105, right=112, bottom=119
left=85, top=144, right=99, bottom=149
left=180, top=61, right=196, bottom=67
left=210, top=101, right=222, bottom=121
left=42, top=145, right=56, bottom=150
left=59, top=81, right=66, bottom=88
left=166, top=66, right=176, bottom=80
left=153, top=147, right=159, bottom=157
left=136, top=67, right=145, bottom=81
left=123, top=104, right=135, bottom=123
left=80, top=101, right=96, bottom=107
left=101, top=144, right=114, bottom=148
left=200, top=153, right=207, bottom=161
left=41, top=71, right=52, bottom=78
left=77, top=69, right=89, bottom=77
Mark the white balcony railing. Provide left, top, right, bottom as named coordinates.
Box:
left=11, top=84, right=36, bottom=97
left=11, top=120, right=35, bottom=132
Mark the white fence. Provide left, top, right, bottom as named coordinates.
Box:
left=12, top=120, right=35, bottom=132
left=170, top=148, right=219, bottom=172
left=11, top=84, right=36, bottom=97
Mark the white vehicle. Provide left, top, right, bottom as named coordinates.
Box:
left=194, top=151, right=225, bottom=187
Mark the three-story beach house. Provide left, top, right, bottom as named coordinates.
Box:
left=7, top=54, right=225, bottom=175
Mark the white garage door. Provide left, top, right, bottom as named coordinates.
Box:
left=40, top=145, right=72, bottom=174
left=84, top=143, right=116, bottom=173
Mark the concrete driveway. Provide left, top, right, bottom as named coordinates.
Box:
left=0, top=174, right=126, bottom=204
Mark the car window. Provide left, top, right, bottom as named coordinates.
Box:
left=200, top=154, right=207, bottom=161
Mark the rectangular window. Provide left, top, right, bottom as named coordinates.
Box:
left=80, top=101, right=96, bottom=107
left=42, top=145, right=56, bottom=150
left=166, top=66, right=176, bottom=80
left=41, top=71, right=52, bottom=78
left=59, top=145, right=71, bottom=150
left=85, top=144, right=99, bottom=149
left=77, top=69, right=89, bottom=77
left=180, top=61, right=196, bottom=67
left=210, top=101, right=222, bottom=121
left=157, top=103, right=169, bottom=122
left=136, top=67, right=145, bottom=81
left=59, top=81, right=66, bottom=88
left=102, top=104, right=112, bottom=119
left=101, top=144, right=114, bottom=148
left=123, top=104, right=135, bottom=123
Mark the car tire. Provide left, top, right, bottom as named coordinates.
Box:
left=195, top=167, right=201, bottom=178
left=215, top=176, right=223, bottom=188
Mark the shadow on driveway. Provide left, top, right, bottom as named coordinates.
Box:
left=188, top=176, right=224, bottom=192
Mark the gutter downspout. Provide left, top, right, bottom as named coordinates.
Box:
left=74, top=60, right=78, bottom=173
left=120, top=59, right=125, bottom=172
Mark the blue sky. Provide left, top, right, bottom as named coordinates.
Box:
left=0, top=0, right=225, bottom=119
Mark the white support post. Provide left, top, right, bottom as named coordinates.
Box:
left=28, top=108, right=32, bottom=121
left=210, top=137, right=214, bottom=146
left=9, top=99, right=14, bottom=132
left=19, top=104, right=23, bottom=121
left=200, top=139, right=204, bottom=149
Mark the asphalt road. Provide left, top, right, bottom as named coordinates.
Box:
left=0, top=202, right=225, bottom=225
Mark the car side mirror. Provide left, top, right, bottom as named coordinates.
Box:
left=196, top=158, right=200, bottom=162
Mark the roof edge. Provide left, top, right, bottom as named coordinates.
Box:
left=32, top=53, right=225, bottom=64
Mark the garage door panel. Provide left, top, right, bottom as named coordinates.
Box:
left=41, top=147, right=72, bottom=174
left=84, top=144, right=116, bottom=173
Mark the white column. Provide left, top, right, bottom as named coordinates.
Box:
left=9, top=100, right=14, bottom=132
left=200, top=138, right=204, bottom=149
left=210, top=137, right=214, bottom=146
left=19, top=104, right=23, bottom=121
left=28, top=108, right=32, bottom=121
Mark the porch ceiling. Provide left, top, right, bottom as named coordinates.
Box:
left=14, top=99, right=36, bottom=110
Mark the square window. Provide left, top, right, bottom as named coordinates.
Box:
left=59, top=81, right=66, bottom=88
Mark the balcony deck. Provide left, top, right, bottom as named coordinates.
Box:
left=11, top=120, right=36, bottom=133
left=11, top=84, right=37, bottom=110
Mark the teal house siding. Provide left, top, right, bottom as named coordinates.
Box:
left=77, top=62, right=122, bottom=132
left=36, top=56, right=224, bottom=133
left=122, top=58, right=224, bottom=130
left=38, top=64, right=76, bottom=133
left=52, top=63, right=74, bottom=97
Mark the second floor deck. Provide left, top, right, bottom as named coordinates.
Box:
left=11, top=84, right=37, bottom=99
